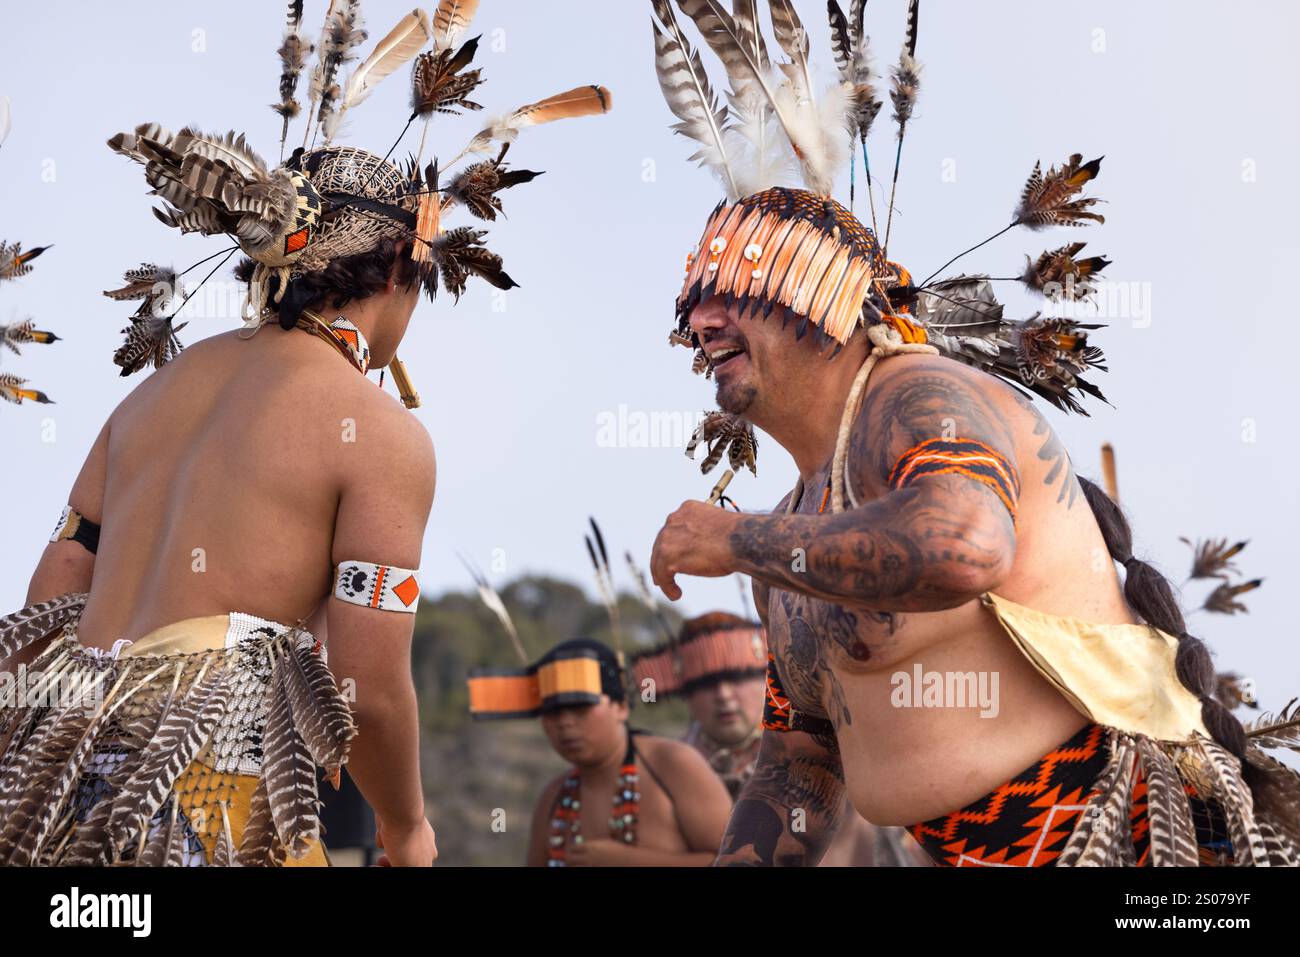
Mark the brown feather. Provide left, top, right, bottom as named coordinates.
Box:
left=1134, top=735, right=1200, bottom=866
left=261, top=658, right=323, bottom=858
left=0, top=593, right=86, bottom=663
left=1014, top=153, right=1106, bottom=229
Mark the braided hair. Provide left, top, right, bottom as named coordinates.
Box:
left=1077, top=476, right=1260, bottom=795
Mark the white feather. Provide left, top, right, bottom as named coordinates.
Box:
left=0, top=96, right=10, bottom=149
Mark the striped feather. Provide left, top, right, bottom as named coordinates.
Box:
left=1057, top=731, right=1135, bottom=866
left=105, top=664, right=231, bottom=858
left=433, top=0, right=480, bottom=51
left=1134, top=735, right=1199, bottom=866
left=261, top=660, right=323, bottom=857
left=0, top=593, right=87, bottom=663
left=277, top=637, right=357, bottom=772
left=1197, top=738, right=1270, bottom=866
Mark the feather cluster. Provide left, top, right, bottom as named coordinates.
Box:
left=104, top=264, right=188, bottom=376
left=917, top=276, right=1107, bottom=415
left=445, top=154, right=541, bottom=221
left=1202, top=578, right=1263, bottom=615
left=0, top=372, right=52, bottom=405
left=1021, top=242, right=1110, bottom=301
left=1014, top=153, right=1105, bottom=229
left=426, top=226, right=517, bottom=300
left=0, top=241, right=50, bottom=282
left=272, top=0, right=314, bottom=148
left=828, top=0, right=881, bottom=146
left=0, top=598, right=357, bottom=866
left=1, top=318, right=60, bottom=355
left=308, top=0, right=369, bottom=140
left=410, top=35, right=484, bottom=118
left=687, top=411, right=758, bottom=475
left=1180, top=536, right=1248, bottom=581
left=325, top=9, right=432, bottom=143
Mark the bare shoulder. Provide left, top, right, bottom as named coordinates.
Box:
left=850, top=353, right=1021, bottom=480
left=639, top=734, right=716, bottom=782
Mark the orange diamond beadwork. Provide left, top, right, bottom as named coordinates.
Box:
left=284, top=227, right=311, bottom=255
left=392, top=575, right=420, bottom=608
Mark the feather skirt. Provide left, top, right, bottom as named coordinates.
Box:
left=0, top=595, right=356, bottom=867
left=1056, top=728, right=1299, bottom=867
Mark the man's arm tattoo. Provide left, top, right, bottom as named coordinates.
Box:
left=715, top=732, right=846, bottom=867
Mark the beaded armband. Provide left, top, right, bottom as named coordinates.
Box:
left=50, top=505, right=101, bottom=555
left=333, top=560, right=421, bottom=613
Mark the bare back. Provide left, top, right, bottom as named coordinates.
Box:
left=74, top=326, right=419, bottom=649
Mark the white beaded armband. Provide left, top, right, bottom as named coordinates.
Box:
left=334, top=560, right=421, bottom=614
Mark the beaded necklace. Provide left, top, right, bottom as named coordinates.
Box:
left=546, top=732, right=640, bottom=867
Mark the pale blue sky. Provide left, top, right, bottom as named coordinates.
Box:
left=1, top=1, right=1296, bottom=714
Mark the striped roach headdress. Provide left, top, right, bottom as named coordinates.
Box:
left=655, top=0, right=1113, bottom=478
left=629, top=612, right=767, bottom=698
left=467, top=638, right=628, bottom=721
left=103, top=1, right=612, bottom=384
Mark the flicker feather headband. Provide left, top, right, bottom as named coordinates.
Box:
left=104, top=0, right=612, bottom=402
left=653, top=0, right=1112, bottom=482
left=629, top=612, right=767, bottom=698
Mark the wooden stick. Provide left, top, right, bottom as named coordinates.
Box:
left=389, top=355, right=420, bottom=409
left=707, top=468, right=735, bottom=505
left=1101, top=443, right=1119, bottom=503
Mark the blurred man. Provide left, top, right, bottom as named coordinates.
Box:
left=469, top=638, right=732, bottom=866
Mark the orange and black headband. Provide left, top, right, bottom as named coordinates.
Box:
left=468, top=639, right=626, bottom=721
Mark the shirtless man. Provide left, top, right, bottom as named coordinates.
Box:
left=516, top=640, right=732, bottom=866
left=648, top=195, right=1260, bottom=867
left=6, top=227, right=438, bottom=866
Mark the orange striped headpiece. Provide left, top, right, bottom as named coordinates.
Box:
left=468, top=638, right=627, bottom=720
left=629, top=613, right=767, bottom=697
left=675, top=188, right=914, bottom=347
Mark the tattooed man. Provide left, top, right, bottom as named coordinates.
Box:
left=648, top=187, right=1290, bottom=866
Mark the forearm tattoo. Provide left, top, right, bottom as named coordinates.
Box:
left=728, top=370, right=1019, bottom=612
left=715, top=732, right=846, bottom=867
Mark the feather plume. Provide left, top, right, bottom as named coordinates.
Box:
left=105, top=664, right=231, bottom=858
left=445, top=156, right=541, bottom=221
left=0, top=95, right=10, bottom=149
left=1057, top=731, right=1135, bottom=866
left=678, top=0, right=843, bottom=194
left=1243, top=748, right=1300, bottom=853
left=585, top=518, right=623, bottom=652
left=1245, top=698, right=1300, bottom=752
left=0, top=593, right=86, bottom=663
left=107, top=266, right=188, bottom=378
left=687, top=411, right=758, bottom=475
left=429, top=226, right=518, bottom=299
left=458, top=552, right=527, bottom=665
left=237, top=778, right=287, bottom=866
left=410, top=36, right=484, bottom=118
left=276, top=637, right=357, bottom=774
left=0, top=241, right=51, bottom=282
left=1215, top=671, right=1258, bottom=711
left=327, top=9, right=432, bottom=143
left=625, top=551, right=678, bottom=644
left=272, top=0, right=314, bottom=155
left=1014, top=153, right=1105, bottom=229
left=652, top=0, right=741, bottom=200
left=262, top=659, right=323, bottom=858
left=432, top=0, right=479, bottom=51
left=1021, top=242, right=1110, bottom=301
left=769, top=0, right=816, bottom=109
left=306, top=0, right=368, bottom=144
left=1, top=319, right=60, bottom=355
left=1197, top=738, right=1270, bottom=865
left=1202, top=578, right=1263, bottom=615
left=1180, top=537, right=1248, bottom=581
left=1134, top=735, right=1200, bottom=866
left=455, top=85, right=614, bottom=162
left=0, top=372, right=53, bottom=406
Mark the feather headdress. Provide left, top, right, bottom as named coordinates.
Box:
left=654, top=1, right=1113, bottom=484
left=104, top=2, right=613, bottom=386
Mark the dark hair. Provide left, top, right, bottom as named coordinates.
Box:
left=234, top=236, right=420, bottom=329
left=1077, top=476, right=1260, bottom=795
